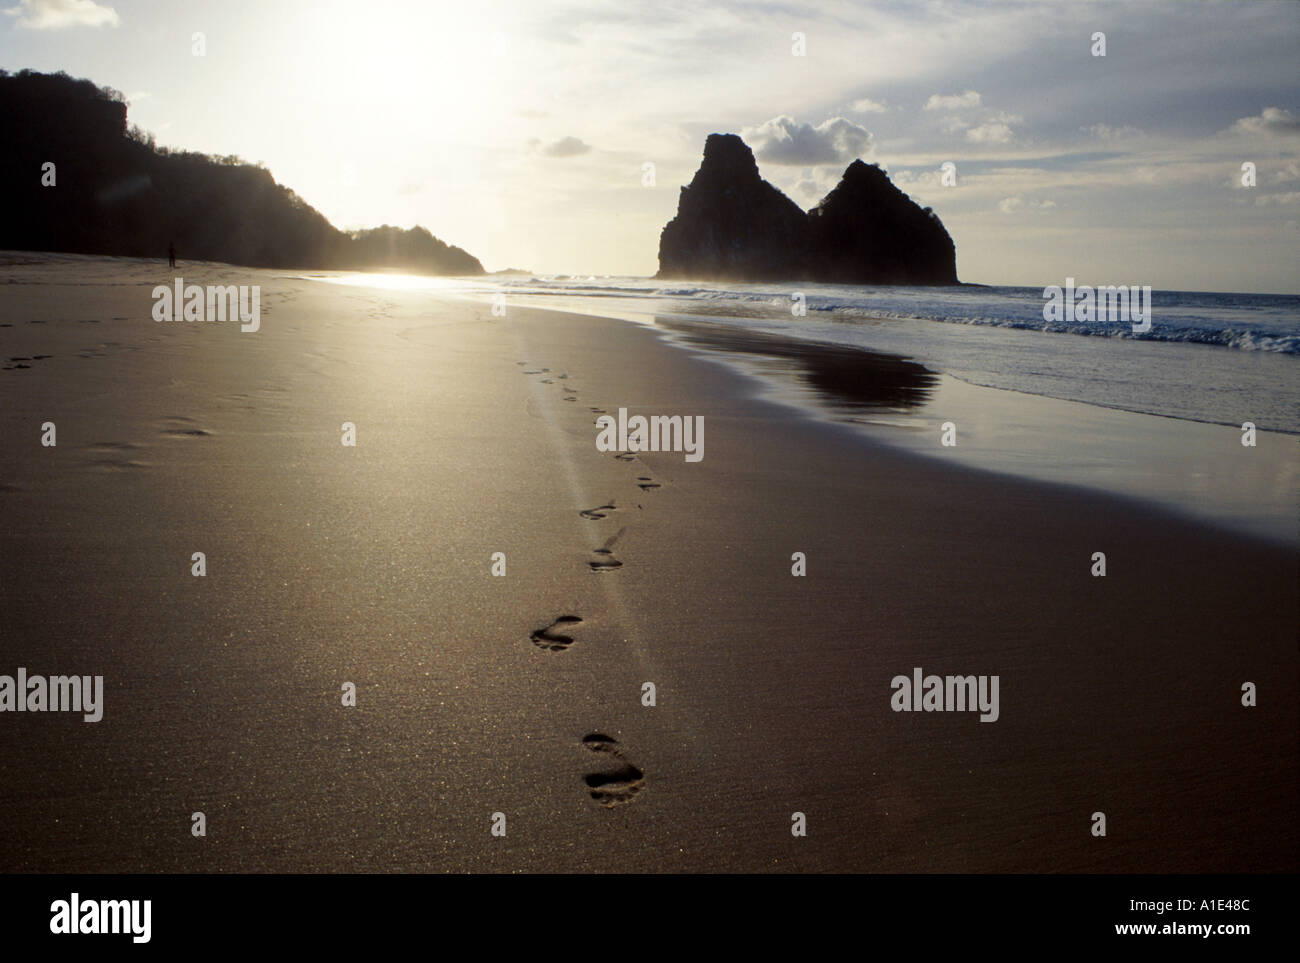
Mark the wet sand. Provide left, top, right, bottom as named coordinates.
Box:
left=0, top=255, right=1295, bottom=872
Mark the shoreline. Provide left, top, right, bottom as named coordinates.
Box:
left=410, top=286, right=1299, bottom=548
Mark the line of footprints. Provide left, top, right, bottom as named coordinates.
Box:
left=520, top=360, right=659, bottom=806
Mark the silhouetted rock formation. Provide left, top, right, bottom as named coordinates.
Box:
left=0, top=70, right=484, bottom=275
left=808, top=160, right=957, bottom=284
left=346, top=225, right=483, bottom=275
left=657, top=134, right=809, bottom=281
left=657, top=134, right=957, bottom=285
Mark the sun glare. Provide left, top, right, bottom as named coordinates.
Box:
left=320, top=272, right=465, bottom=291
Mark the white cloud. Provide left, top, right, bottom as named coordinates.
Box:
left=893, top=168, right=941, bottom=188
left=538, top=136, right=592, bottom=158
left=924, top=90, right=982, bottom=111
left=998, top=196, right=1056, bottom=214
left=3, top=0, right=119, bottom=29
left=787, top=165, right=841, bottom=203
left=849, top=97, right=888, bottom=114
left=742, top=115, right=873, bottom=166
left=967, top=121, right=1014, bottom=144
left=1228, top=107, right=1300, bottom=136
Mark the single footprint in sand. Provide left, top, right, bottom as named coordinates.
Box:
left=636, top=476, right=661, bottom=491
left=530, top=615, right=584, bottom=652
left=579, top=502, right=616, bottom=520
left=588, top=528, right=626, bottom=573
left=157, top=416, right=211, bottom=438
left=581, top=733, right=645, bottom=806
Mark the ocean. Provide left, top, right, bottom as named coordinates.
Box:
left=477, top=277, right=1300, bottom=434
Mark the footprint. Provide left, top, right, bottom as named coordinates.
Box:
left=157, top=416, right=211, bottom=438
left=589, top=407, right=607, bottom=414
left=589, top=552, right=623, bottom=573
left=636, top=476, right=661, bottom=491
left=581, top=734, right=645, bottom=806
left=91, top=458, right=150, bottom=472
left=613, top=453, right=634, bottom=463
left=530, top=615, right=584, bottom=652
left=588, top=528, right=626, bottom=573
left=579, top=502, right=616, bottom=520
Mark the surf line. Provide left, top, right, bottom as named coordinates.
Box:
left=0, top=669, right=104, bottom=722
left=595, top=408, right=704, bottom=462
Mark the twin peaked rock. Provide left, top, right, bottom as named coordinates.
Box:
left=657, top=133, right=958, bottom=285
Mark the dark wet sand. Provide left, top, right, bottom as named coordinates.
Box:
left=0, top=257, right=1295, bottom=872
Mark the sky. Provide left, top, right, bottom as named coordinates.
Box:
left=2, top=0, right=1298, bottom=291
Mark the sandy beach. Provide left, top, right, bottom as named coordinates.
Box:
left=0, top=255, right=1295, bottom=873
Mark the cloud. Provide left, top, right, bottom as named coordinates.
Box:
left=1084, top=124, right=1144, bottom=141
left=538, top=136, right=592, bottom=158
left=788, top=166, right=841, bottom=202
left=924, top=90, right=982, bottom=111
left=998, top=196, right=1056, bottom=214
left=742, top=115, right=873, bottom=165
left=1229, top=107, right=1300, bottom=136
left=1272, top=161, right=1300, bottom=184
left=3, top=0, right=119, bottom=29
left=1254, top=192, right=1300, bottom=207
left=967, top=121, right=1014, bottom=144
left=849, top=97, right=888, bottom=114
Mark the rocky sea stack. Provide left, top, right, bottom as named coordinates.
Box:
left=657, top=133, right=958, bottom=285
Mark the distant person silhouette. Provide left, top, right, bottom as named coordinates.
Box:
left=168, top=241, right=176, bottom=269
